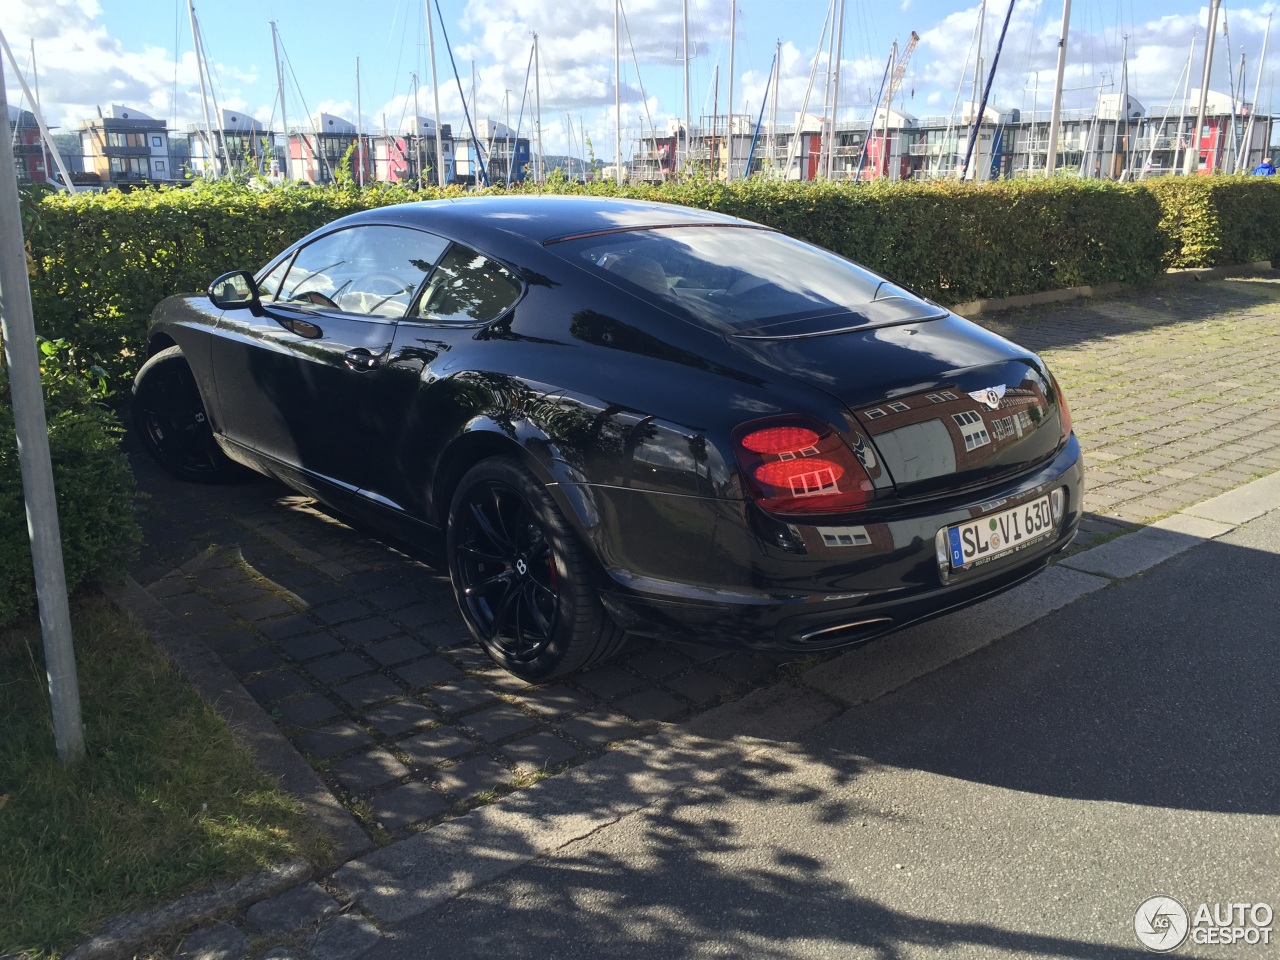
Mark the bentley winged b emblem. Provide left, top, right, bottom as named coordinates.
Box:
left=967, top=384, right=1007, bottom=410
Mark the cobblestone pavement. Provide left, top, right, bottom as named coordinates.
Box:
left=984, top=276, right=1280, bottom=524
left=126, top=275, right=1280, bottom=859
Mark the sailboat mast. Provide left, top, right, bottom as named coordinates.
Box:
left=614, top=1, right=622, bottom=184
left=727, top=0, right=736, bottom=180
left=425, top=0, right=446, bottom=187
left=188, top=0, right=220, bottom=176
left=784, top=0, right=833, bottom=182
left=191, top=9, right=232, bottom=176
left=1186, top=0, right=1222, bottom=174
left=1109, top=35, right=1127, bottom=179
left=683, top=0, right=691, bottom=172
left=1239, top=13, right=1271, bottom=171
left=826, top=0, right=845, bottom=180
left=29, top=39, right=51, bottom=183
left=413, top=72, right=424, bottom=187
left=1043, top=0, right=1070, bottom=175
left=270, top=21, right=290, bottom=180
left=820, top=3, right=837, bottom=177
left=769, top=39, right=780, bottom=174
left=973, top=0, right=986, bottom=111
left=534, top=34, right=544, bottom=184
left=881, top=41, right=896, bottom=180
left=0, top=32, right=75, bottom=192
left=356, top=57, right=365, bottom=187
left=1229, top=51, right=1246, bottom=170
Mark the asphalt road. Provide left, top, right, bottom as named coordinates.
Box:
left=373, top=508, right=1280, bottom=959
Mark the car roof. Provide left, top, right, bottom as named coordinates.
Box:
left=336, top=194, right=760, bottom=250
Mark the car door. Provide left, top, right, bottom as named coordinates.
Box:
left=211, top=224, right=449, bottom=497
left=373, top=242, right=527, bottom=516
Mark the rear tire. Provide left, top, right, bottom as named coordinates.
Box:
left=447, top=457, right=627, bottom=681
left=131, top=345, right=235, bottom=483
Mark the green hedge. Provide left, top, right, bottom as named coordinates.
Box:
left=0, top=341, right=139, bottom=627
left=1143, top=176, right=1280, bottom=267
left=21, top=174, right=1280, bottom=389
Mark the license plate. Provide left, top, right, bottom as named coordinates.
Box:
left=946, top=495, right=1055, bottom=569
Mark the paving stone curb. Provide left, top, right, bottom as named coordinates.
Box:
left=64, top=861, right=310, bottom=960
left=103, top=576, right=374, bottom=862
left=1059, top=471, right=1280, bottom=580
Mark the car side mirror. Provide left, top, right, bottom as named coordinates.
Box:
left=208, top=270, right=263, bottom=316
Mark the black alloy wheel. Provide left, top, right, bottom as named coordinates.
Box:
left=447, top=457, right=626, bottom=680
left=131, top=346, right=233, bottom=482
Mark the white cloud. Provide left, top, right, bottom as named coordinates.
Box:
left=3, top=0, right=259, bottom=134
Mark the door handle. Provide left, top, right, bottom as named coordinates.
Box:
left=344, top=348, right=381, bottom=371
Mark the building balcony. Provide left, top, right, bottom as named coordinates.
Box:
left=103, top=144, right=151, bottom=157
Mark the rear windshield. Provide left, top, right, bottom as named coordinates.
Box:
left=550, top=225, right=922, bottom=334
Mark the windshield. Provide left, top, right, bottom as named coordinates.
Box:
left=550, top=225, right=925, bottom=334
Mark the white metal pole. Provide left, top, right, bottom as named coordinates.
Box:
left=1044, top=0, right=1072, bottom=175
left=426, top=0, right=446, bottom=186
left=1187, top=0, right=1222, bottom=174
left=0, top=56, right=84, bottom=765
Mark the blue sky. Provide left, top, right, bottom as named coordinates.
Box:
left=5, top=0, right=1279, bottom=161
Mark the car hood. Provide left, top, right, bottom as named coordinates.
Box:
left=728, top=313, right=1068, bottom=497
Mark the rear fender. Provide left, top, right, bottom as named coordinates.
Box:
left=430, top=418, right=604, bottom=549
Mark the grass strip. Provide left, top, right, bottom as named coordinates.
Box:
left=0, top=595, right=330, bottom=958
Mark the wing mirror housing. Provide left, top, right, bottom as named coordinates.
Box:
left=208, top=270, right=263, bottom=316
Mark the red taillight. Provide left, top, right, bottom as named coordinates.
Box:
left=1049, top=372, right=1073, bottom=438
left=733, top=417, right=874, bottom=514
left=740, top=426, right=820, bottom=455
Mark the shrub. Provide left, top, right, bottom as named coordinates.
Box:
left=1141, top=175, right=1280, bottom=268
left=0, top=339, right=140, bottom=626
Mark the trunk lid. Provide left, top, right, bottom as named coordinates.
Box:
left=728, top=313, right=1067, bottom=497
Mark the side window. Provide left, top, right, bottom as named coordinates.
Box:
left=415, top=245, right=522, bottom=324
left=258, top=254, right=294, bottom=302
left=276, top=225, right=449, bottom=317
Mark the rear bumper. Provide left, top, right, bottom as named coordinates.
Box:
left=598, top=438, right=1084, bottom=651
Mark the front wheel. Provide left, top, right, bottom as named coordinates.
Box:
left=131, top=345, right=235, bottom=482
left=447, top=457, right=627, bottom=681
